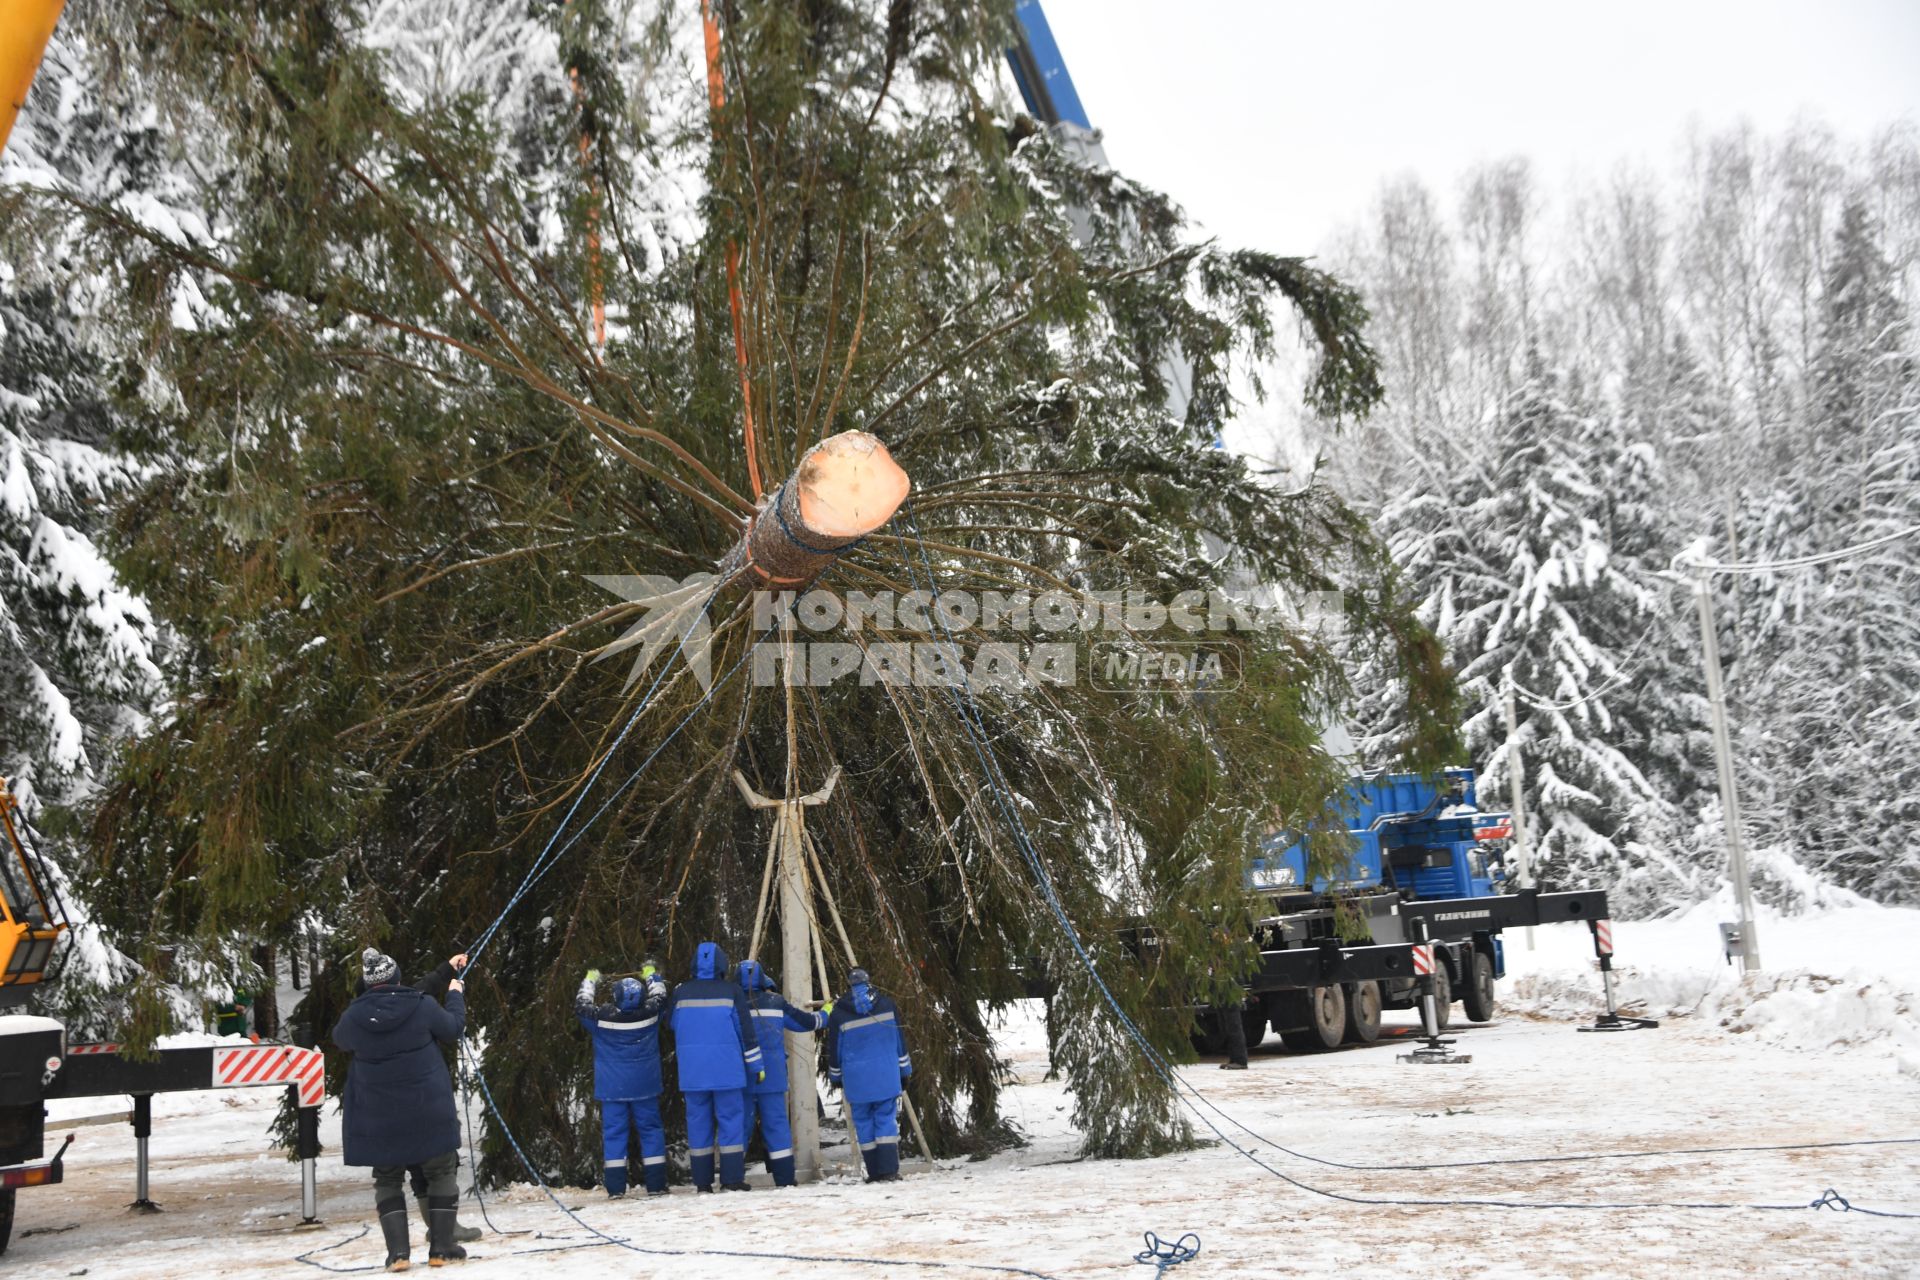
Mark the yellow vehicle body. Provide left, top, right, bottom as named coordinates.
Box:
left=0, top=781, right=67, bottom=1000
left=1, top=0, right=67, bottom=158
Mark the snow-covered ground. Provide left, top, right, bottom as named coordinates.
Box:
left=14, top=904, right=1920, bottom=1278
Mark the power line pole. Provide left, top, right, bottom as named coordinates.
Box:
left=1690, top=571, right=1762, bottom=973
left=1500, top=678, right=1536, bottom=951
left=735, top=764, right=840, bottom=1183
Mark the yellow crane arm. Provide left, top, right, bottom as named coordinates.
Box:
left=0, top=780, right=68, bottom=999
left=1, top=0, right=67, bottom=159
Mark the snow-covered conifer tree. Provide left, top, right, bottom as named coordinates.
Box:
left=1365, top=361, right=1696, bottom=910
left=1728, top=200, right=1920, bottom=900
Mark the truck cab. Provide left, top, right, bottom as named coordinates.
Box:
left=1224, top=769, right=1517, bottom=1053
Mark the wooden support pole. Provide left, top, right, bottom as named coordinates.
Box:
left=733, top=766, right=840, bottom=1182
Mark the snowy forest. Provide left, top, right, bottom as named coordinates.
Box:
left=1, top=0, right=1916, bottom=1185
left=1315, top=126, right=1920, bottom=916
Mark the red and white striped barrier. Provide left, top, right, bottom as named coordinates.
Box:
left=1594, top=919, right=1614, bottom=957
left=1411, top=944, right=1434, bottom=977
left=214, top=1044, right=326, bottom=1107
left=68, top=1043, right=120, bottom=1055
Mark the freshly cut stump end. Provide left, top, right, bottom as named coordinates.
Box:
left=729, top=431, right=910, bottom=588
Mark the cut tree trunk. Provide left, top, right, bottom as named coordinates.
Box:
left=724, top=431, right=910, bottom=590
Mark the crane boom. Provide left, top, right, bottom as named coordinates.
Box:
left=1, top=0, right=67, bottom=158
left=0, top=781, right=69, bottom=1003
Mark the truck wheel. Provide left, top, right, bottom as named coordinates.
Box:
left=1189, top=1010, right=1229, bottom=1057
left=1277, top=984, right=1347, bottom=1053
left=1342, top=981, right=1381, bottom=1044
left=1428, top=963, right=1453, bottom=1031
left=1462, top=949, right=1497, bottom=1023
left=0, top=1186, right=14, bottom=1255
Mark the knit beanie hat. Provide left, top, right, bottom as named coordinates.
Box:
left=362, top=947, right=399, bottom=987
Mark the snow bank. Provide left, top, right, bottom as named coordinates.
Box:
left=1502, top=892, right=1920, bottom=1071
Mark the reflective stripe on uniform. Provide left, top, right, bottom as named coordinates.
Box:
left=859, top=1139, right=877, bottom=1151
left=768, top=1147, right=792, bottom=1159
left=718, top=1144, right=744, bottom=1154
left=598, top=1016, right=659, bottom=1030
left=838, top=1011, right=896, bottom=1031
left=677, top=998, right=735, bottom=1008
left=752, top=1009, right=785, bottom=1019
left=605, top=1158, right=627, bottom=1168
left=641, top=1156, right=666, bottom=1166
left=689, top=1146, right=714, bottom=1157
left=875, top=1134, right=898, bottom=1145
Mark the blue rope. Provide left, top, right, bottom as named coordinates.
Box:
left=1133, top=1232, right=1200, bottom=1273
left=772, top=478, right=866, bottom=556
left=456, top=1039, right=1060, bottom=1277
left=435, top=611, right=1063, bottom=1278
left=466, top=580, right=725, bottom=963
left=481, top=633, right=762, bottom=922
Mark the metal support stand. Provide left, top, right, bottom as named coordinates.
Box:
left=296, top=1087, right=322, bottom=1223
left=1398, top=927, right=1469, bottom=1065
left=1578, top=919, right=1660, bottom=1032
left=130, top=1093, right=161, bottom=1212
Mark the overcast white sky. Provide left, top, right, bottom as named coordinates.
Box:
left=1028, top=1, right=1920, bottom=256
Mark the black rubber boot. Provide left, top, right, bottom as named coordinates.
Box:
left=417, top=1196, right=481, bottom=1243
left=377, top=1196, right=412, bottom=1272
left=426, top=1193, right=467, bottom=1266
left=720, top=1181, right=753, bottom=1192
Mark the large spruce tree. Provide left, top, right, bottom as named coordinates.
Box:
left=8, top=0, right=1453, bottom=1172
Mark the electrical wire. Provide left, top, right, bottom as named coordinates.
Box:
left=1676, top=524, right=1920, bottom=577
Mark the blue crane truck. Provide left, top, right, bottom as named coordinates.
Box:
left=1184, top=766, right=1617, bottom=1056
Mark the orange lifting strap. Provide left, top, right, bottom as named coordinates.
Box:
left=700, top=0, right=764, bottom=503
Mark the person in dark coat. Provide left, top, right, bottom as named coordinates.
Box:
left=354, top=951, right=482, bottom=1244
left=332, top=947, right=468, bottom=1271
left=666, top=941, right=763, bottom=1192
left=733, top=960, right=825, bottom=1187
left=824, top=967, right=912, bottom=1182
left=576, top=962, right=671, bottom=1197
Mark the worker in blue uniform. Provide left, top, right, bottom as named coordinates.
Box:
left=824, top=966, right=912, bottom=1182
left=576, top=961, right=671, bottom=1197
left=667, top=941, right=764, bottom=1191
left=735, top=959, right=827, bottom=1187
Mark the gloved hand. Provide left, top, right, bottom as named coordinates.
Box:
left=640, top=962, right=658, bottom=979
left=584, top=968, right=602, bottom=984
left=450, top=952, right=469, bottom=974
left=820, top=1000, right=833, bottom=1015
left=756, top=1070, right=767, bottom=1084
